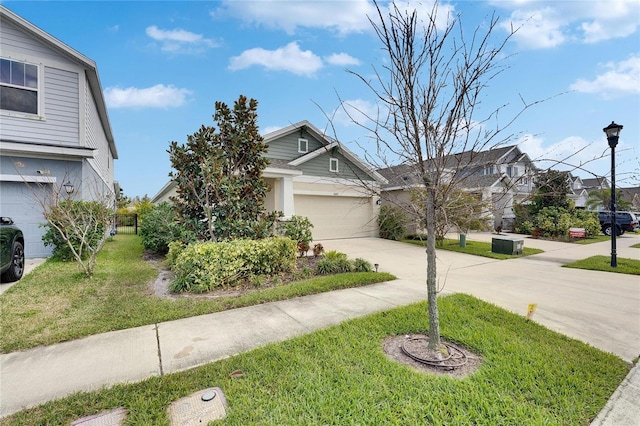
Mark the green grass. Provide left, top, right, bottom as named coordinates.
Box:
left=631, top=243, right=640, bottom=249
left=0, top=235, right=394, bottom=353
left=563, top=255, right=640, bottom=275
left=0, top=294, right=629, bottom=425
left=403, top=238, right=544, bottom=259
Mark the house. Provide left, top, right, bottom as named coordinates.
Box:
left=620, top=187, right=640, bottom=212
left=0, top=6, right=118, bottom=258
left=377, top=145, right=538, bottom=232
left=152, top=120, right=387, bottom=240
left=567, top=174, right=589, bottom=209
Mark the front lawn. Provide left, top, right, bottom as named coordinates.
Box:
left=0, top=294, right=629, bottom=425
left=0, top=235, right=394, bottom=353
left=403, top=238, right=544, bottom=259
left=563, top=255, right=640, bottom=275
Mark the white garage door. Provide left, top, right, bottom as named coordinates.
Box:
left=0, top=182, right=51, bottom=258
left=294, top=195, right=377, bottom=240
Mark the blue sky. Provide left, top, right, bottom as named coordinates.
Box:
left=4, top=0, right=639, bottom=198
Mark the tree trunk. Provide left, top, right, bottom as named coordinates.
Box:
left=425, top=186, right=441, bottom=351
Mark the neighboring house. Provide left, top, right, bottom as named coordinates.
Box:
left=153, top=120, right=387, bottom=240
left=378, top=145, right=538, bottom=232
left=582, top=176, right=610, bottom=192
left=567, top=174, right=589, bottom=209
left=620, top=187, right=640, bottom=212
left=0, top=6, right=118, bottom=258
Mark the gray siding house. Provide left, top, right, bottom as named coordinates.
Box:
left=153, top=121, right=387, bottom=240
left=0, top=6, right=118, bottom=258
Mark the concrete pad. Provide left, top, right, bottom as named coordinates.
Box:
left=158, top=303, right=311, bottom=374
left=71, top=407, right=127, bottom=425
left=0, top=325, right=159, bottom=416
left=167, top=387, right=226, bottom=425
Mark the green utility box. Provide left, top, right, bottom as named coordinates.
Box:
left=491, top=237, right=524, bottom=255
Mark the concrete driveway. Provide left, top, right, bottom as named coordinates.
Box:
left=324, top=232, right=640, bottom=362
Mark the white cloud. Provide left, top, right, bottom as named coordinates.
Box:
left=145, top=25, right=218, bottom=53
left=104, top=84, right=192, bottom=109
left=216, top=0, right=374, bottom=35
left=333, top=99, right=379, bottom=127
left=500, top=7, right=566, bottom=49
left=570, top=55, right=640, bottom=98
left=494, top=0, right=639, bottom=49
left=325, top=53, right=360, bottom=67
left=229, top=42, right=324, bottom=76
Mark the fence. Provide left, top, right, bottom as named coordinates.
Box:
left=114, top=213, right=138, bottom=235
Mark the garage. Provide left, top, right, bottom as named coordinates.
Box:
left=294, top=194, right=378, bottom=240
left=0, top=181, right=51, bottom=258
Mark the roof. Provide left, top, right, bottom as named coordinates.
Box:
left=0, top=5, right=117, bottom=159
left=263, top=120, right=387, bottom=184
left=378, top=144, right=534, bottom=189
left=582, top=177, right=610, bottom=189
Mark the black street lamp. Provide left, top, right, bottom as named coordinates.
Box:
left=602, top=121, right=623, bottom=268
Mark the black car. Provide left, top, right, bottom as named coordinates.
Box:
left=0, top=217, right=25, bottom=282
left=598, top=211, right=639, bottom=236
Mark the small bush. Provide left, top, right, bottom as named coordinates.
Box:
left=353, top=258, right=373, bottom=272
left=170, top=237, right=297, bottom=293
left=316, top=250, right=353, bottom=274
left=139, top=202, right=195, bottom=254
left=41, top=200, right=110, bottom=261
left=278, top=216, right=314, bottom=246
left=378, top=205, right=406, bottom=240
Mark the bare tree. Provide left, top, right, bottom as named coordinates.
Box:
left=31, top=177, right=115, bottom=278
left=344, top=1, right=542, bottom=358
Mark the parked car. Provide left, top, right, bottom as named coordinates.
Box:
left=598, top=211, right=639, bottom=236
left=0, top=217, right=25, bottom=283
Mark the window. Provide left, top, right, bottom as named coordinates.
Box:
left=0, top=58, right=39, bottom=115
left=507, top=166, right=518, bottom=177
left=329, top=158, right=339, bottom=172
left=298, top=138, right=308, bottom=153
left=483, top=165, right=495, bottom=175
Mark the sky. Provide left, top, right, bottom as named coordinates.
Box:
left=4, top=0, right=639, bottom=198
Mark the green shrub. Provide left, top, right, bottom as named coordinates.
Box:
left=277, top=215, right=314, bottom=245
left=170, top=237, right=297, bottom=293
left=316, top=250, right=353, bottom=275
left=378, top=205, right=406, bottom=240
left=139, top=202, right=195, bottom=254
left=572, top=210, right=600, bottom=237
left=353, top=258, right=373, bottom=272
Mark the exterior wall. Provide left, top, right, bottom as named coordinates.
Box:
left=0, top=18, right=82, bottom=146
left=266, top=130, right=325, bottom=161
left=84, top=74, right=113, bottom=192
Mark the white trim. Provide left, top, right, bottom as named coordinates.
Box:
left=294, top=174, right=380, bottom=189
left=298, top=138, right=308, bottom=153
left=0, top=141, right=95, bottom=159
left=294, top=189, right=371, bottom=198
left=1, top=174, right=56, bottom=183
left=329, top=157, right=339, bottom=173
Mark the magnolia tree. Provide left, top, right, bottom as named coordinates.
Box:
left=168, top=95, right=279, bottom=241
left=341, top=1, right=544, bottom=359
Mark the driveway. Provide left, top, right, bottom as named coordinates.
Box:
left=323, top=232, right=640, bottom=362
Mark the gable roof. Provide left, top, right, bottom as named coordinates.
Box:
left=582, top=177, right=610, bottom=190
left=378, top=144, right=536, bottom=189
left=263, top=120, right=387, bottom=184
left=0, top=5, right=117, bottom=159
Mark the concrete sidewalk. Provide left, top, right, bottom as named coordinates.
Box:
left=1, top=233, right=638, bottom=423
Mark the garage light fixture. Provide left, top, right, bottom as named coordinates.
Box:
left=63, top=181, right=75, bottom=195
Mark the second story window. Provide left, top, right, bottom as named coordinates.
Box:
left=330, top=157, right=339, bottom=173
left=0, top=58, right=39, bottom=115
left=483, top=165, right=496, bottom=175
left=507, top=166, right=518, bottom=177
left=298, top=138, right=308, bottom=153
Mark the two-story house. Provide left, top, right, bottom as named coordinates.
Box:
left=153, top=120, right=387, bottom=240
left=0, top=6, right=118, bottom=258
left=377, top=145, right=539, bottom=233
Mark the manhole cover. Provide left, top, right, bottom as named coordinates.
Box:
left=71, top=407, right=127, bottom=425
left=168, top=387, right=227, bottom=425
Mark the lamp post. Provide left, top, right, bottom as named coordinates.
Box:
left=602, top=121, right=623, bottom=268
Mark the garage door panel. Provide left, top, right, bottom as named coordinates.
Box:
left=0, top=182, right=52, bottom=258
left=294, top=195, right=376, bottom=240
